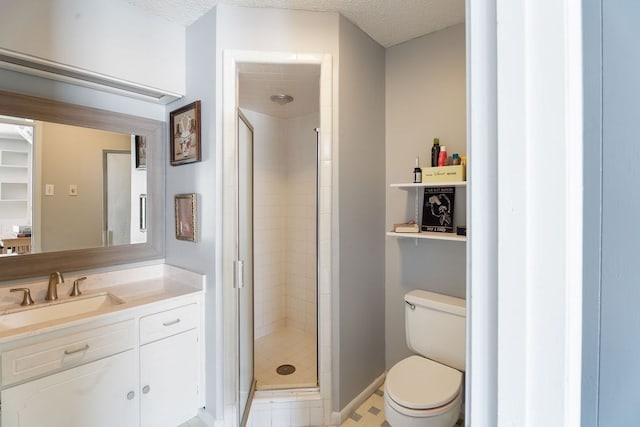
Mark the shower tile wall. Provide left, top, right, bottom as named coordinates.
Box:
left=247, top=109, right=287, bottom=339
left=285, top=113, right=318, bottom=335
left=244, top=109, right=318, bottom=339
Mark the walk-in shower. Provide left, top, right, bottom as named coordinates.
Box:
left=238, top=62, right=320, bottom=391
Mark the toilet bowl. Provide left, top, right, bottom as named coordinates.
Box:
left=384, top=290, right=466, bottom=427
left=384, top=355, right=462, bottom=427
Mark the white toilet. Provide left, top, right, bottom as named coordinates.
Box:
left=384, top=290, right=465, bottom=427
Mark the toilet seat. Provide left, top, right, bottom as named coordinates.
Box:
left=386, top=355, right=462, bottom=411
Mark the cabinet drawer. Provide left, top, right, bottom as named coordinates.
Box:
left=139, top=304, right=198, bottom=345
left=2, top=320, right=134, bottom=387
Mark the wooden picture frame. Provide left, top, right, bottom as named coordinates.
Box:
left=135, top=135, right=146, bottom=169
left=175, top=193, right=197, bottom=242
left=169, top=100, right=201, bottom=166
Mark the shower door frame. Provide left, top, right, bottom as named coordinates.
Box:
left=219, top=50, right=334, bottom=426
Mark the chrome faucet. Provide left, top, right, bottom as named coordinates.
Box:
left=46, top=271, right=64, bottom=301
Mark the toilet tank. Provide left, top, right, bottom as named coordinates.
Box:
left=405, top=290, right=466, bottom=371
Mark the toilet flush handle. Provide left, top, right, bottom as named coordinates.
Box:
left=405, top=301, right=416, bottom=310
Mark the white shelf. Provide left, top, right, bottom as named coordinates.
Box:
left=0, top=150, right=28, bottom=168
left=0, top=164, right=28, bottom=169
left=386, top=231, right=466, bottom=242
left=390, top=181, right=467, bottom=188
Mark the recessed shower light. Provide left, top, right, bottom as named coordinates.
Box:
left=270, top=94, right=294, bottom=105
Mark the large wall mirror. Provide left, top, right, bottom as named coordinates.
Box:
left=0, top=90, right=164, bottom=281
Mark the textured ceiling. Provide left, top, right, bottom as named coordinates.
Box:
left=125, top=0, right=464, bottom=48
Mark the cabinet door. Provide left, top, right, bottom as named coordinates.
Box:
left=1, top=350, right=138, bottom=427
left=140, top=329, right=199, bottom=427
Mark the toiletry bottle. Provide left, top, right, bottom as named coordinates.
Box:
left=431, top=138, right=440, bottom=167
left=438, top=145, right=448, bottom=166
left=452, top=153, right=461, bottom=165
left=413, top=157, right=422, bottom=183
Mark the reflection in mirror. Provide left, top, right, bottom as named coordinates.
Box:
left=0, top=90, right=164, bottom=281
left=0, top=117, right=147, bottom=256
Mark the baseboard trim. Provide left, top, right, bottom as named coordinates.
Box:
left=334, top=372, right=386, bottom=424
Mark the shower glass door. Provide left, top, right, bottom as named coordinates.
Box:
left=238, top=111, right=255, bottom=426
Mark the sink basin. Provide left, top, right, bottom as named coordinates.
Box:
left=0, top=293, right=125, bottom=331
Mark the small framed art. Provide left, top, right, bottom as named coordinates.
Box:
left=175, top=193, right=197, bottom=242
left=169, top=101, right=202, bottom=166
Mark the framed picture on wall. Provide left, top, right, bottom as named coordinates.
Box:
left=169, top=101, right=202, bottom=166
left=135, top=135, right=146, bottom=169
left=421, top=186, right=456, bottom=233
left=175, top=193, right=197, bottom=242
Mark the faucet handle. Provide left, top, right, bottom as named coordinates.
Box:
left=69, top=277, right=87, bottom=297
left=10, top=288, right=35, bottom=306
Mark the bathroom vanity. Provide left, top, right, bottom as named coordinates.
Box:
left=0, top=264, right=204, bottom=427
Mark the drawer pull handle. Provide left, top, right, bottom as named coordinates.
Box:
left=162, top=318, right=181, bottom=327
left=64, top=344, right=90, bottom=355
left=127, top=391, right=135, bottom=400
left=142, top=385, right=151, bottom=394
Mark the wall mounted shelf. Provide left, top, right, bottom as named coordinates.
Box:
left=390, top=181, right=467, bottom=189
left=388, top=180, right=467, bottom=243
left=386, top=231, right=466, bottom=242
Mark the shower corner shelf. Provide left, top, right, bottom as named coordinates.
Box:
left=388, top=180, right=467, bottom=243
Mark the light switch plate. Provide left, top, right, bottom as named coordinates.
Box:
left=45, top=184, right=54, bottom=196
left=68, top=184, right=78, bottom=196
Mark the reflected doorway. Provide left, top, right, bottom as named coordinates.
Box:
left=0, top=117, right=33, bottom=255
left=103, top=150, right=131, bottom=246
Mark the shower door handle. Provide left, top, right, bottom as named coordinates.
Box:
left=236, top=260, right=245, bottom=289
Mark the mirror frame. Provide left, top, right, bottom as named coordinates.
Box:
left=0, top=90, right=164, bottom=281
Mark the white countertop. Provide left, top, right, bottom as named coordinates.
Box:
left=0, top=264, right=204, bottom=343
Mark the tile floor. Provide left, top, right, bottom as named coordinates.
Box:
left=339, top=384, right=464, bottom=427
left=255, top=327, right=317, bottom=389
left=340, top=386, right=387, bottom=427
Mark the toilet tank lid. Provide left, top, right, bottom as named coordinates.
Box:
left=405, top=290, right=466, bottom=316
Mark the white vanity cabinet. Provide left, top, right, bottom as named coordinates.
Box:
left=0, top=320, right=138, bottom=427
left=139, top=304, right=200, bottom=427
left=1, top=350, right=139, bottom=427
left=0, top=291, right=202, bottom=427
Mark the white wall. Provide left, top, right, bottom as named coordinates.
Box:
left=385, top=24, right=467, bottom=368
left=0, top=0, right=185, bottom=95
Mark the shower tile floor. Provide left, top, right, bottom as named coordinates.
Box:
left=255, top=327, right=317, bottom=390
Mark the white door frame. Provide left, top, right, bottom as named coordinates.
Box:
left=217, top=50, right=333, bottom=426
left=467, top=1, right=583, bottom=426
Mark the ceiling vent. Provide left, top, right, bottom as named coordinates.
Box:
left=0, top=48, right=182, bottom=104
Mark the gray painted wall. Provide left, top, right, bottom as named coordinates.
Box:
left=164, top=7, right=218, bottom=417
left=335, top=15, right=386, bottom=410
left=593, top=0, right=640, bottom=425
left=581, top=0, right=602, bottom=425
left=384, top=24, right=467, bottom=369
